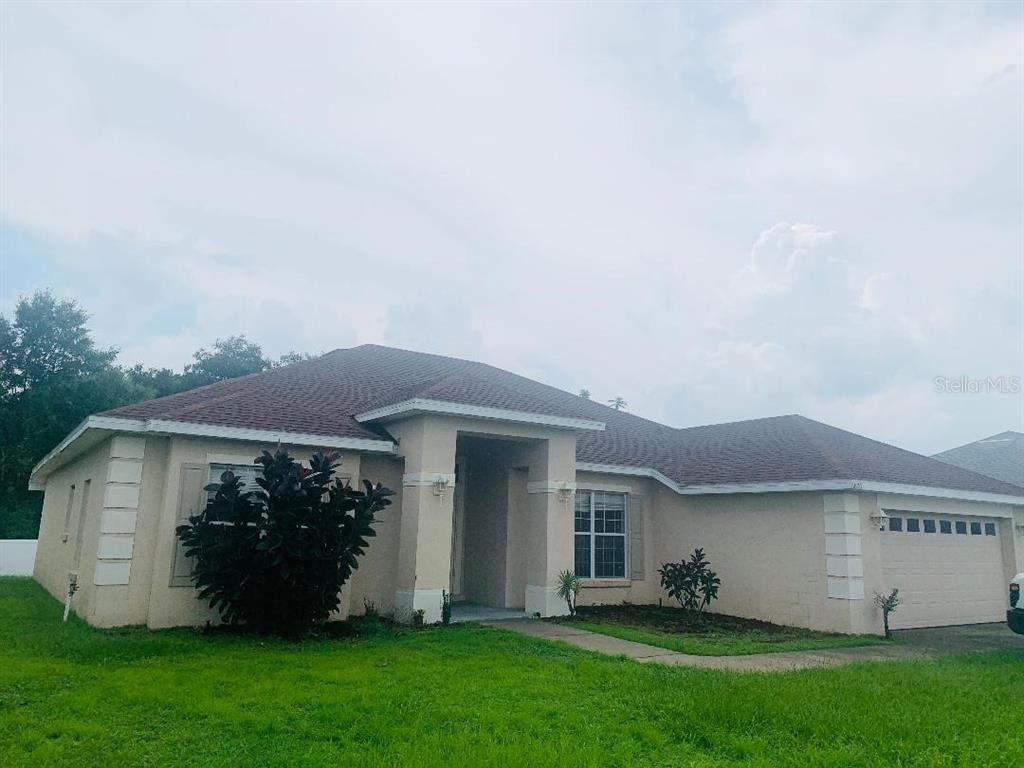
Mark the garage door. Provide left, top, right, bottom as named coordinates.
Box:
left=881, top=513, right=1006, bottom=629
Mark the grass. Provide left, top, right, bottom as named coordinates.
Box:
left=1, top=577, right=1022, bottom=767
left=560, top=604, right=886, bottom=656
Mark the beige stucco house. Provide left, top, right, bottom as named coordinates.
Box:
left=29, top=345, right=1024, bottom=633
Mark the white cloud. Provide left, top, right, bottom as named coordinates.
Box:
left=1, top=2, right=1020, bottom=455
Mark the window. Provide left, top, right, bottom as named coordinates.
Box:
left=906, top=518, right=920, bottom=533
left=984, top=522, right=996, bottom=536
left=206, top=463, right=262, bottom=521
left=208, top=463, right=260, bottom=492
left=64, top=484, right=76, bottom=532
left=574, top=490, right=626, bottom=579
left=939, top=520, right=952, bottom=534
left=955, top=521, right=967, bottom=534
left=969, top=521, right=982, bottom=536
left=888, top=517, right=903, bottom=532
left=923, top=519, right=936, bottom=533
left=73, top=480, right=91, bottom=568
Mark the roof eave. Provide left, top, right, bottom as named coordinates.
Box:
left=355, top=398, right=606, bottom=432
left=28, top=415, right=397, bottom=489
left=575, top=462, right=1024, bottom=506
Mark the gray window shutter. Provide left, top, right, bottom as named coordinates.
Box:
left=170, top=464, right=206, bottom=587
left=629, top=496, right=645, bottom=581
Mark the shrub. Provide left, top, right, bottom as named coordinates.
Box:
left=176, top=447, right=394, bottom=637
left=557, top=569, right=582, bottom=617
left=658, top=547, right=721, bottom=615
left=441, top=590, right=453, bottom=626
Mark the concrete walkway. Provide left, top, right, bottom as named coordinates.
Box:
left=480, top=619, right=953, bottom=672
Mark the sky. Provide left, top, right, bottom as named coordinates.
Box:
left=1, top=1, right=1022, bottom=456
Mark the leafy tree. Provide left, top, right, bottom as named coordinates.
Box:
left=276, top=351, right=316, bottom=367
left=125, top=364, right=190, bottom=398
left=578, top=389, right=591, bottom=400
left=184, top=335, right=270, bottom=387
left=0, top=292, right=143, bottom=537
left=176, top=448, right=394, bottom=637
left=1, top=290, right=117, bottom=398
left=607, top=396, right=628, bottom=411
left=659, top=548, right=721, bottom=615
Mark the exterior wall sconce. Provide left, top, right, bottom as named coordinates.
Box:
left=432, top=476, right=450, bottom=497
left=558, top=485, right=574, bottom=504
left=869, top=509, right=889, bottom=531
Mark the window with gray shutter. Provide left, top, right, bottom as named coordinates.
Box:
left=169, top=464, right=207, bottom=587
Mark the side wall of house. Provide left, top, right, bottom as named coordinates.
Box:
left=33, top=439, right=111, bottom=619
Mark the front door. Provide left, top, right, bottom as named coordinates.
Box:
left=449, top=457, right=467, bottom=599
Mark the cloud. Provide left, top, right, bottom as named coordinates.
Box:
left=1, top=2, right=1020, bottom=455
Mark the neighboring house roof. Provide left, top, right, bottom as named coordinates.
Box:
left=932, top=431, right=1024, bottom=489
left=31, top=345, right=1024, bottom=501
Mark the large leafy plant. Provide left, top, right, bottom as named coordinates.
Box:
left=176, top=447, right=394, bottom=637
left=658, top=547, right=721, bottom=615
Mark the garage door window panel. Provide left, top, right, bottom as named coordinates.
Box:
left=984, top=523, right=996, bottom=536
left=940, top=520, right=952, bottom=534
left=955, top=521, right=967, bottom=534
left=970, top=522, right=982, bottom=536
left=888, top=517, right=903, bottom=532
left=906, top=518, right=920, bottom=533
left=923, top=519, right=936, bottom=533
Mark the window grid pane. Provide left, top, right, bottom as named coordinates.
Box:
left=574, top=534, right=591, bottom=578
left=594, top=535, right=625, bottom=579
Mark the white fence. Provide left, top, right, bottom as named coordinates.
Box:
left=0, top=540, right=37, bottom=576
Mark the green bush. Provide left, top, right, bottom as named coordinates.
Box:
left=658, top=547, right=721, bottom=615
left=176, top=447, right=394, bottom=637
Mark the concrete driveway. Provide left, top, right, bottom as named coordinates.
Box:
left=894, top=622, right=1023, bottom=652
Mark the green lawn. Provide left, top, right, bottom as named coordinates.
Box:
left=560, top=604, right=886, bottom=655
left=2, top=578, right=1022, bottom=767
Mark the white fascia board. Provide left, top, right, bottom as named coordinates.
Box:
left=144, top=419, right=396, bottom=453
left=576, top=462, right=684, bottom=493
left=28, top=415, right=396, bottom=489
left=355, top=398, right=606, bottom=432
left=574, top=463, right=1024, bottom=506
left=858, top=481, right=1024, bottom=507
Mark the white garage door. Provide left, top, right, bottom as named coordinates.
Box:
left=881, top=513, right=1006, bottom=629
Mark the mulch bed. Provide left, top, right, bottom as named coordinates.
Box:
left=563, top=603, right=842, bottom=638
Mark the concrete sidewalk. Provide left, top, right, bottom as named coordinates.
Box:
left=480, top=619, right=934, bottom=672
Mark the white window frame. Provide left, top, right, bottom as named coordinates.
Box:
left=574, top=489, right=628, bottom=580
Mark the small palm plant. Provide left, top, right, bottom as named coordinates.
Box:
left=556, top=569, right=582, bottom=617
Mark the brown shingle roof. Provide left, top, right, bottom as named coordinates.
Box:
left=100, top=344, right=1023, bottom=497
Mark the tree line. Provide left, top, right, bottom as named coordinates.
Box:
left=0, top=290, right=309, bottom=538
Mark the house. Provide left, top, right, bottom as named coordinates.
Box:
left=933, top=431, right=1024, bottom=489
left=29, top=345, right=1024, bottom=633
